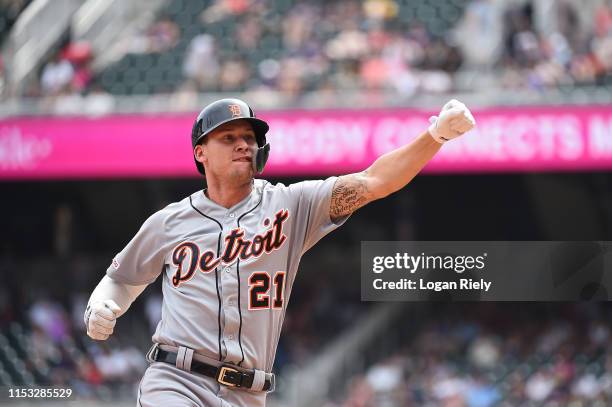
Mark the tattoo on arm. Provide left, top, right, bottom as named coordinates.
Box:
left=330, top=172, right=373, bottom=220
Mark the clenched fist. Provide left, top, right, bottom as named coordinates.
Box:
left=84, top=300, right=122, bottom=340
left=428, top=99, right=476, bottom=143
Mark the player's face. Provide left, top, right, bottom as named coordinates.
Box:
left=197, top=120, right=258, bottom=185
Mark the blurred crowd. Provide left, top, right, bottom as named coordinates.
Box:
left=17, top=0, right=610, bottom=107
left=180, top=0, right=612, bottom=96
left=178, top=0, right=465, bottom=96
left=497, top=1, right=612, bottom=90
left=336, top=304, right=612, bottom=407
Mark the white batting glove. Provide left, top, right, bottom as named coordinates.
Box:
left=428, top=99, right=476, bottom=143
left=84, top=300, right=122, bottom=341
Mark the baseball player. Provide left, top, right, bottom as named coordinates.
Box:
left=84, top=98, right=475, bottom=406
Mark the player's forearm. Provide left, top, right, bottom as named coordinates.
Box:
left=365, top=131, right=441, bottom=199
left=330, top=101, right=475, bottom=220
left=87, top=275, right=147, bottom=318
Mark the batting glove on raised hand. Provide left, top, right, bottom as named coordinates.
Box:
left=84, top=300, right=121, bottom=341
left=428, top=99, right=476, bottom=144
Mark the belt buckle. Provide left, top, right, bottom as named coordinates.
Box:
left=145, top=343, right=160, bottom=363
left=217, top=365, right=240, bottom=387
left=267, top=373, right=276, bottom=393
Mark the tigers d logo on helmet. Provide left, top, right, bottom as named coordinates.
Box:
left=228, top=104, right=242, bottom=118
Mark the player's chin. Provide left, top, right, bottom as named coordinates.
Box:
left=229, top=165, right=254, bottom=181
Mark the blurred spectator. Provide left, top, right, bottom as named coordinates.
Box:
left=466, top=377, right=500, bottom=407
left=127, top=16, right=180, bottom=54
left=52, top=90, right=85, bottom=115
left=282, top=4, right=315, bottom=53
left=592, top=1, right=612, bottom=76
left=183, top=34, right=219, bottom=90
left=201, top=0, right=253, bottom=24
left=147, top=16, right=180, bottom=53
left=28, top=298, right=70, bottom=343
left=363, top=0, right=399, bottom=22
left=503, top=3, right=540, bottom=68
left=360, top=52, right=390, bottom=90
left=219, top=59, right=249, bottom=91
left=71, top=60, right=93, bottom=93
left=169, top=80, right=199, bottom=111
left=468, top=336, right=499, bottom=369
left=75, top=356, right=103, bottom=387
left=29, top=325, right=62, bottom=364
left=236, top=15, right=262, bottom=50
left=595, top=1, right=612, bottom=37
left=93, top=346, right=145, bottom=382
left=277, top=58, right=305, bottom=96
left=453, top=0, right=503, bottom=67
left=525, top=370, right=556, bottom=401
left=61, top=41, right=94, bottom=93
left=325, top=25, right=370, bottom=61
left=83, top=84, right=115, bottom=116
left=343, top=376, right=375, bottom=407
left=572, top=373, right=601, bottom=400
left=40, top=53, right=74, bottom=95
left=366, top=361, right=403, bottom=393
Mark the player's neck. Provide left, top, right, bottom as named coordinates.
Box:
left=204, top=180, right=253, bottom=209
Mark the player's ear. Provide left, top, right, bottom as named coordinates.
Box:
left=194, top=144, right=208, bottom=166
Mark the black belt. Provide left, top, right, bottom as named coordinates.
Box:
left=152, top=348, right=273, bottom=391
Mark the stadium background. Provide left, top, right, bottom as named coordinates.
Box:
left=0, top=0, right=611, bottom=406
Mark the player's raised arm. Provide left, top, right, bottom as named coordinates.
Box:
left=330, top=99, right=476, bottom=221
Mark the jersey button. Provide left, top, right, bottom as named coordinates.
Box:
left=224, top=266, right=231, bottom=273
left=229, top=213, right=236, bottom=218
left=227, top=334, right=234, bottom=340
left=228, top=300, right=234, bottom=306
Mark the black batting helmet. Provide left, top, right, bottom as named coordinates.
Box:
left=191, top=98, right=270, bottom=175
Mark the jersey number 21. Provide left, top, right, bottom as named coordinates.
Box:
left=248, top=271, right=286, bottom=310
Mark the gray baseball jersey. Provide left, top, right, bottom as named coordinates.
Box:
left=107, top=177, right=348, bottom=403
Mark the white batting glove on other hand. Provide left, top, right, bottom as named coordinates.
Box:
left=84, top=300, right=121, bottom=341
left=428, top=99, right=476, bottom=143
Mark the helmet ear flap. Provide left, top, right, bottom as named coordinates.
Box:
left=254, top=143, right=270, bottom=174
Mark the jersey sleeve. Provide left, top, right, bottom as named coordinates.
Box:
left=290, top=176, right=350, bottom=254
left=106, top=210, right=168, bottom=285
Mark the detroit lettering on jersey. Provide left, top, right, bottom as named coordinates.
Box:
left=171, top=209, right=290, bottom=287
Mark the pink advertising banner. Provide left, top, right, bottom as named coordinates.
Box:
left=0, top=106, right=611, bottom=179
